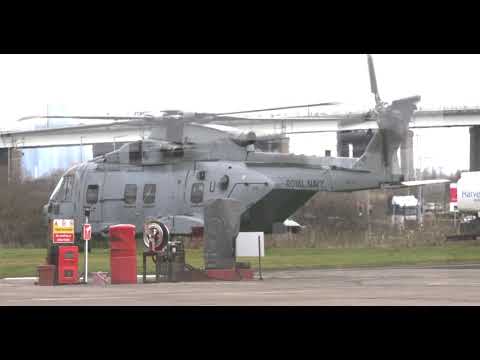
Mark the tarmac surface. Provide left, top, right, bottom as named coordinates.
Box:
left=2, top=265, right=480, bottom=305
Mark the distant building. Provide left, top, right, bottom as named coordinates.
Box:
left=22, top=145, right=92, bottom=178
left=20, top=108, right=93, bottom=178
left=390, top=195, right=421, bottom=230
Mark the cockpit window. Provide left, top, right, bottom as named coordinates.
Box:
left=49, top=175, right=74, bottom=202
left=63, top=176, right=74, bottom=201
left=49, top=177, right=64, bottom=201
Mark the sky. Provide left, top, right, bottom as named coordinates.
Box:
left=0, top=54, right=477, bottom=175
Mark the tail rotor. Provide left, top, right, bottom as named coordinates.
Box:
left=353, top=55, right=420, bottom=177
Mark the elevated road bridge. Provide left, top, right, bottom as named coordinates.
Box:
left=2, top=107, right=480, bottom=181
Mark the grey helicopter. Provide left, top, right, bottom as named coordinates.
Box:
left=14, top=55, right=448, bottom=248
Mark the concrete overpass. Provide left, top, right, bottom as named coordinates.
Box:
left=221, top=107, right=480, bottom=176
left=2, top=106, right=480, bottom=181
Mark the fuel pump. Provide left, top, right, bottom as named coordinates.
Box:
left=165, top=239, right=185, bottom=282
left=142, top=220, right=185, bottom=282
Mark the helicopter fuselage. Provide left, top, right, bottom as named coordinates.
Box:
left=44, top=138, right=388, bottom=240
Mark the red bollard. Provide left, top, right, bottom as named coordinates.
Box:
left=109, top=224, right=137, bottom=284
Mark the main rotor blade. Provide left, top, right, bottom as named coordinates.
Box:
left=214, top=102, right=340, bottom=116
left=212, top=113, right=368, bottom=124
left=18, top=115, right=150, bottom=122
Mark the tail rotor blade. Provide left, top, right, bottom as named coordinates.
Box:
left=367, top=54, right=381, bottom=106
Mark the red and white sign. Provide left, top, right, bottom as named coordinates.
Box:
left=450, top=183, right=458, bottom=203
left=83, top=224, right=92, bottom=241
left=52, top=219, right=75, bottom=244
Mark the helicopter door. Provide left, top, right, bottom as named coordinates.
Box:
left=101, top=170, right=144, bottom=229
left=101, top=170, right=125, bottom=226
left=140, top=182, right=157, bottom=226
left=123, top=183, right=140, bottom=226
left=124, top=168, right=145, bottom=230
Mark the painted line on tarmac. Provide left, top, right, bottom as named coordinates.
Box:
left=33, top=296, right=138, bottom=301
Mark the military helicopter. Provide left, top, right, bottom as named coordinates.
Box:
left=13, top=55, right=448, bottom=247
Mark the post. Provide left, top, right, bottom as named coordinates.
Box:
left=84, top=207, right=90, bottom=284
left=155, top=254, right=160, bottom=283
left=258, top=235, right=263, bottom=280
left=7, top=147, right=10, bottom=184
left=392, top=200, right=395, bottom=224
left=143, top=253, right=146, bottom=283
left=454, top=210, right=458, bottom=234
left=367, top=191, right=371, bottom=243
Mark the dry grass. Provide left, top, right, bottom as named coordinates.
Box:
left=0, top=168, right=60, bottom=247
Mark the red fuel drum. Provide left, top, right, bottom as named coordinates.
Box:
left=109, top=224, right=137, bottom=284
left=57, top=246, right=79, bottom=284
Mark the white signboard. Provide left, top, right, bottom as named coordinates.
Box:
left=236, top=232, right=264, bottom=257
left=450, top=202, right=458, bottom=212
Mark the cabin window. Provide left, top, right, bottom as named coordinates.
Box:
left=143, top=184, right=156, bottom=204
left=86, top=185, right=99, bottom=204
left=124, top=184, right=137, bottom=205
left=191, top=182, right=204, bottom=204
left=219, top=175, right=229, bottom=191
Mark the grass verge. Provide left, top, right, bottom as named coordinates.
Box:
left=2, top=244, right=480, bottom=278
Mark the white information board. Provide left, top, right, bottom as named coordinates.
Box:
left=236, top=232, right=264, bottom=257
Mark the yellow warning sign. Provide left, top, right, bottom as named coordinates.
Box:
left=52, top=219, right=74, bottom=243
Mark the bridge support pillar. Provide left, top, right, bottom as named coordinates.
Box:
left=0, top=148, right=23, bottom=183
left=337, top=131, right=350, bottom=157
left=278, top=137, right=289, bottom=153
left=470, top=126, right=480, bottom=171
left=400, top=130, right=414, bottom=180
left=337, top=130, right=374, bottom=158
